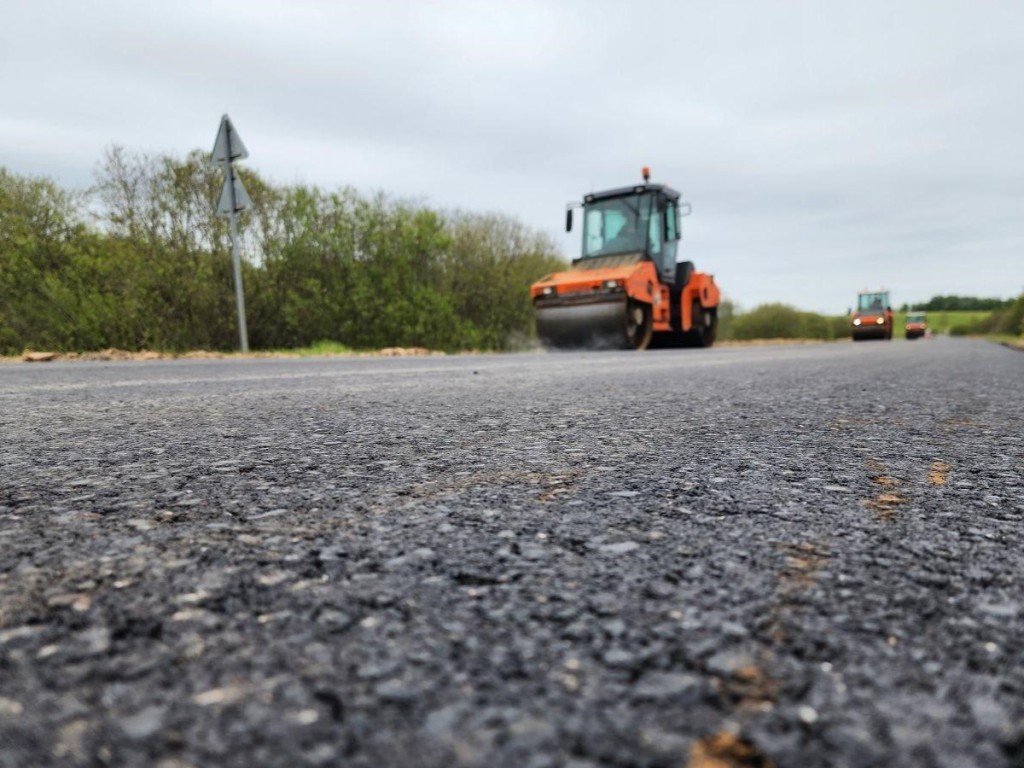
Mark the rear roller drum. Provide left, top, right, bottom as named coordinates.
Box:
left=686, top=300, right=717, bottom=348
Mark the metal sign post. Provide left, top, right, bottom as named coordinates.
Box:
left=211, top=114, right=252, bottom=352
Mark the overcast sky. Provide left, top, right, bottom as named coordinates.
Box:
left=2, top=0, right=1022, bottom=312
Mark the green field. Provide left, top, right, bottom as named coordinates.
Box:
left=892, top=310, right=992, bottom=334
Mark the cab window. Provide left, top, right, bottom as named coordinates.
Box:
left=648, top=208, right=662, bottom=256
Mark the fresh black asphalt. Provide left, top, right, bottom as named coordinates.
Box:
left=1, top=339, right=1022, bottom=767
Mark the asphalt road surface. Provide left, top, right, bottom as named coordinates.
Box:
left=1, top=339, right=1022, bottom=768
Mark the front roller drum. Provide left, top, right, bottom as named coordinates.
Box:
left=536, top=298, right=652, bottom=351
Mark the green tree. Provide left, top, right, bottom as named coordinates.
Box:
left=0, top=168, right=92, bottom=352
left=920, top=295, right=1013, bottom=312
left=441, top=211, right=566, bottom=350
left=2, top=149, right=573, bottom=355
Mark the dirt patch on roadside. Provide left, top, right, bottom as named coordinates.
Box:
left=4, top=339, right=847, bottom=363
left=5, top=347, right=448, bottom=364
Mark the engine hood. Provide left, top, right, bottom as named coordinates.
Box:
left=533, top=253, right=646, bottom=290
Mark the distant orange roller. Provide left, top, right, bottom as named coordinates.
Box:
left=850, top=290, right=894, bottom=341
left=530, top=171, right=720, bottom=350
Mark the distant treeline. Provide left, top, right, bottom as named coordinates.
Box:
left=0, top=150, right=566, bottom=354
left=901, top=295, right=1015, bottom=312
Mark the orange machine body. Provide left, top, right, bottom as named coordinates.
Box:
left=530, top=176, right=720, bottom=350
left=530, top=260, right=719, bottom=335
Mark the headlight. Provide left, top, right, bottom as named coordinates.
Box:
left=876, top=317, right=885, bottom=325
left=604, top=279, right=620, bottom=289
left=542, top=286, right=554, bottom=296
left=852, top=318, right=862, bottom=326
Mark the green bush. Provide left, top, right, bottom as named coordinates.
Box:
left=829, top=315, right=851, bottom=338
left=998, top=294, right=1024, bottom=336
left=715, top=300, right=736, bottom=340
left=728, top=303, right=847, bottom=341
left=731, top=304, right=799, bottom=339
left=0, top=153, right=565, bottom=355
left=945, top=293, right=1024, bottom=337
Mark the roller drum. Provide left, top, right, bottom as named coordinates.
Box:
left=535, top=298, right=632, bottom=350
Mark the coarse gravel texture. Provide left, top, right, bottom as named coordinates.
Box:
left=1, top=338, right=1022, bottom=768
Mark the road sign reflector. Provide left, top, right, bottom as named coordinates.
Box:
left=217, top=173, right=252, bottom=216
left=211, top=114, right=252, bottom=352
left=211, top=114, right=249, bottom=164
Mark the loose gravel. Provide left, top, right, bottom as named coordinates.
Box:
left=1, top=338, right=1022, bottom=768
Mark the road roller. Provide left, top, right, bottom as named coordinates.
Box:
left=905, top=311, right=928, bottom=340
left=850, top=289, right=894, bottom=341
left=530, top=169, right=720, bottom=350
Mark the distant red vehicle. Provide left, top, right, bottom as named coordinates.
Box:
left=905, top=312, right=928, bottom=340
left=850, top=290, right=893, bottom=341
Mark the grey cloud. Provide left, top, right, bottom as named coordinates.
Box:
left=2, top=0, right=1022, bottom=312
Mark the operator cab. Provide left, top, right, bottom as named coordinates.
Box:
left=567, top=170, right=692, bottom=288
left=857, top=292, right=890, bottom=313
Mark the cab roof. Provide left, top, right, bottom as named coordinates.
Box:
left=584, top=183, right=681, bottom=204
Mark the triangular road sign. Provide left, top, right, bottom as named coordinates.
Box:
left=217, top=173, right=252, bottom=216
left=211, top=114, right=249, bottom=164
